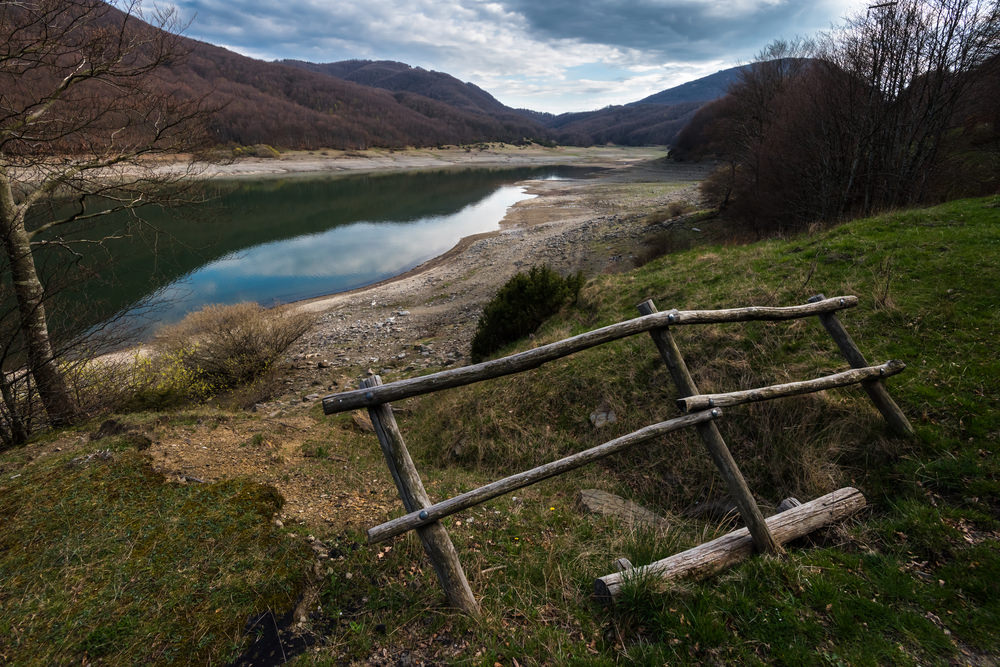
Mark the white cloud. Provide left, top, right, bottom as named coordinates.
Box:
left=169, top=0, right=864, bottom=112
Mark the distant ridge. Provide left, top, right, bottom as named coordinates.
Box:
left=628, top=65, right=746, bottom=106
left=280, top=60, right=514, bottom=116
left=10, top=3, right=753, bottom=150
left=289, top=59, right=749, bottom=147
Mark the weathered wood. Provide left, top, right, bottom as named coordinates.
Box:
left=323, top=296, right=858, bottom=414
left=638, top=299, right=782, bottom=556
left=808, top=294, right=915, bottom=437
left=677, top=360, right=906, bottom=412
left=367, top=409, right=720, bottom=544
left=595, top=487, right=866, bottom=600
left=577, top=489, right=670, bottom=530
left=362, top=376, right=480, bottom=616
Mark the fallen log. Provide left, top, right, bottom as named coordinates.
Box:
left=594, top=487, right=865, bottom=601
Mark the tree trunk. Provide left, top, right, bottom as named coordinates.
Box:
left=0, top=191, right=79, bottom=427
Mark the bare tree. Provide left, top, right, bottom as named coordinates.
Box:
left=0, top=0, right=210, bottom=437
left=698, top=0, right=1000, bottom=230
left=831, top=0, right=1000, bottom=210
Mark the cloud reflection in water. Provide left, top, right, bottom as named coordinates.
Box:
left=146, top=184, right=533, bottom=325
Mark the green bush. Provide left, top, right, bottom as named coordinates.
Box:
left=469, top=266, right=584, bottom=362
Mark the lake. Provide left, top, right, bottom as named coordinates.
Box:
left=34, top=165, right=596, bottom=341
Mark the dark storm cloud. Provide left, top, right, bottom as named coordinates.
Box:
left=495, top=0, right=847, bottom=60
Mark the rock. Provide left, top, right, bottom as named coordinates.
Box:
left=317, top=360, right=332, bottom=368
left=303, top=393, right=320, bottom=402
left=589, top=407, right=617, bottom=428
left=352, top=411, right=375, bottom=433
left=614, top=557, right=634, bottom=571
left=686, top=498, right=740, bottom=525
left=90, top=419, right=126, bottom=441
left=577, top=489, right=670, bottom=530
left=777, top=497, right=802, bottom=513
left=397, top=310, right=410, bottom=316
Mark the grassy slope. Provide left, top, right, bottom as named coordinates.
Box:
left=0, top=196, right=997, bottom=664
left=0, top=436, right=314, bottom=665
left=308, top=196, right=999, bottom=663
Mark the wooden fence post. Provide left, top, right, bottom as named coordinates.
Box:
left=361, top=376, right=481, bottom=616
left=807, top=294, right=915, bottom=437
left=637, top=299, right=781, bottom=555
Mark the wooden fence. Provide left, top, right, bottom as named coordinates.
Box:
left=322, top=294, right=912, bottom=615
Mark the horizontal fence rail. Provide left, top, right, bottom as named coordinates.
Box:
left=320, top=291, right=910, bottom=613
left=676, top=360, right=906, bottom=412
left=323, top=295, right=858, bottom=414
left=366, top=409, right=722, bottom=544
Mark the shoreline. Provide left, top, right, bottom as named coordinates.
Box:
left=224, top=145, right=670, bottom=311
left=278, top=155, right=712, bottom=395
left=163, top=144, right=669, bottom=181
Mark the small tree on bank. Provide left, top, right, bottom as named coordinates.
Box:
left=0, top=0, right=210, bottom=440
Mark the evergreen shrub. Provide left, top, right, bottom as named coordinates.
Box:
left=469, top=266, right=584, bottom=362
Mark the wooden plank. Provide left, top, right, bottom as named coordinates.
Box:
left=637, top=299, right=782, bottom=555
left=367, top=409, right=720, bottom=544
left=362, top=376, right=480, bottom=616
left=323, top=296, right=858, bottom=414
left=677, top=360, right=906, bottom=412
left=595, top=487, right=866, bottom=600
left=807, top=294, right=915, bottom=437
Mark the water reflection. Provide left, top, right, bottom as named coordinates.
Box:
left=30, top=165, right=598, bottom=342
left=146, top=184, right=532, bottom=323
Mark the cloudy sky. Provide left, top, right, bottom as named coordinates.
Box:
left=165, top=0, right=862, bottom=113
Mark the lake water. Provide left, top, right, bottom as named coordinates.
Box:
left=39, top=165, right=595, bottom=340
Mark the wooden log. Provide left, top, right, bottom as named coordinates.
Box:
left=367, top=409, right=720, bottom=544
left=362, top=377, right=480, bottom=616
left=637, top=299, right=782, bottom=556
left=595, top=487, right=866, bottom=600
left=808, top=294, right=915, bottom=437
left=323, top=296, right=858, bottom=414
left=677, top=360, right=906, bottom=412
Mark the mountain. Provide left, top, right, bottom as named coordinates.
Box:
left=279, top=60, right=512, bottom=116
left=8, top=2, right=748, bottom=151
left=160, top=44, right=553, bottom=149
left=628, top=65, right=746, bottom=106
left=542, top=101, right=705, bottom=146
left=538, top=66, right=748, bottom=146
left=283, top=60, right=748, bottom=148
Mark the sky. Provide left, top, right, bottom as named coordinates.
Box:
left=163, top=0, right=862, bottom=114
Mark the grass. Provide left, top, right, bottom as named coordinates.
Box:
left=303, top=195, right=999, bottom=663
left=0, top=196, right=997, bottom=663
left=0, top=435, right=313, bottom=665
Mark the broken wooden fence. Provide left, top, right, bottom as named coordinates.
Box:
left=322, top=294, right=913, bottom=615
